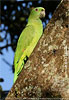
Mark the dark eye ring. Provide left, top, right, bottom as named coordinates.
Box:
left=35, top=9, right=38, bottom=11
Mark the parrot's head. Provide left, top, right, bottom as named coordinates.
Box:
left=29, top=7, right=45, bottom=19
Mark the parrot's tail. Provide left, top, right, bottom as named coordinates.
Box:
left=13, top=73, right=18, bottom=83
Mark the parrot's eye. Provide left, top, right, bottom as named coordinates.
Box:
left=35, top=9, right=38, bottom=11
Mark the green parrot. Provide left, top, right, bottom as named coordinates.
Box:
left=14, top=7, right=45, bottom=83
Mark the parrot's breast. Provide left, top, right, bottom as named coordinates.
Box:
left=28, top=19, right=43, bottom=36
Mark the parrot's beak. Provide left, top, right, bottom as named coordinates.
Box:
left=40, top=9, right=45, bottom=18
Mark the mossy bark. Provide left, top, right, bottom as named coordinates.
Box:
left=6, top=0, right=69, bottom=100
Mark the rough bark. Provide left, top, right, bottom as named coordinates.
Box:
left=6, top=0, right=69, bottom=100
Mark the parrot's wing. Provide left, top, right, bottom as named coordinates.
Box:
left=14, top=25, right=35, bottom=72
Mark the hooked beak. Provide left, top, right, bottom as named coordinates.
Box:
left=40, top=9, right=45, bottom=18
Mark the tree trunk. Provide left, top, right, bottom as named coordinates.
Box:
left=6, top=0, right=69, bottom=99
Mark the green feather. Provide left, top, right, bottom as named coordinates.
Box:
left=14, top=7, right=45, bottom=83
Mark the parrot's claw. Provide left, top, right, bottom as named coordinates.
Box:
left=24, top=56, right=28, bottom=63
left=17, top=55, right=28, bottom=76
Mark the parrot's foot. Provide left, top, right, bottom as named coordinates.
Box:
left=17, top=55, right=28, bottom=76
left=24, top=56, right=28, bottom=63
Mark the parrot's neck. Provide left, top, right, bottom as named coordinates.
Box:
left=28, top=18, right=42, bottom=25
left=28, top=13, right=40, bottom=20
left=28, top=18, right=43, bottom=36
